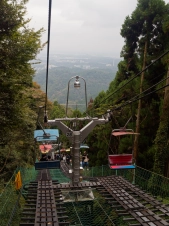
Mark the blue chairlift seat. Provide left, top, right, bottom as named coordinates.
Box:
left=35, top=160, right=60, bottom=170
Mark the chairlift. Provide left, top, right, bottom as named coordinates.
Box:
left=80, top=144, right=89, bottom=149
left=108, top=118, right=139, bottom=170
left=34, top=129, right=60, bottom=170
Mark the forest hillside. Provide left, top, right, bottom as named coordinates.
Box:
left=33, top=54, right=119, bottom=111
left=85, top=0, right=169, bottom=177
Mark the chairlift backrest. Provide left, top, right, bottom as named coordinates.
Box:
left=109, top=154, right=132, bottom=165
left=108, top=154, right=135, bottom=169
left=34, top=129, right=59, bottom=142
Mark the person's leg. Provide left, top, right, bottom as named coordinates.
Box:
left=84, top=162, right=87, bottom=169
left=86, top=162, right=89, bottom=170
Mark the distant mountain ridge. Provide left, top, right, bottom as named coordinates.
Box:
left=33, top=54, right=120, bottom=110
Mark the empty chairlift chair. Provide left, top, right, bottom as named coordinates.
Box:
left=108, top=128, right=139, bottom=170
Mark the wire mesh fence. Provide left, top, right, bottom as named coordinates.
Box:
left=0, top=168, right=19, bottom=226
left=1, top=164, right=169, bottom=225
left=134, top=166, right=169, bottom=201
left=82, top=165, right=169, bottom=203
left=0, top=166, right=38, bottom=226
left=50, top=168, right=70, bottom=183
left=64, top=190, right=124, bottom=226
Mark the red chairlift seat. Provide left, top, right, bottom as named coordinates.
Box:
left=108, top=154, right=135, bottom=169
left=108, top=128, right=139, bottom=170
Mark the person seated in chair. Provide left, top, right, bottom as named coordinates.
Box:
left=40, top=154, right=48, bottom=161
left=82, top=151, right=89, bottom=169
left=47, top=155, right=51, bottom=161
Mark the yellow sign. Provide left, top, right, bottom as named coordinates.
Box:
left=15, top=171, right=22, bottom=190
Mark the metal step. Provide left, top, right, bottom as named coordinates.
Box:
left=22, top=212, right=35, bottom=216
left=20, top=223, right=35, bottom=226
left=58, top=222, right=70, bottom=225
left=24, top=204, right=36, bottom=207
left=20, top=217, right=35, bottom=221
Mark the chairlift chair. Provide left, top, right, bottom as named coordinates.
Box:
left=80, top=144, right=89, bottom=149
left=34, top=129, right=60, bottom=170
left=108, top=127, right=139, bottom=170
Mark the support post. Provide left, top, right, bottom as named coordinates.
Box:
left=72, top=131, right=81, bottom=185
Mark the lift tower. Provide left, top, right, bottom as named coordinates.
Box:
left=48, top=116, right=109, bottom=185
left=47, top=76, right=110, bottom=185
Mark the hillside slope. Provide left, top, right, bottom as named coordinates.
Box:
left=33, top=54, right=119, bottom=109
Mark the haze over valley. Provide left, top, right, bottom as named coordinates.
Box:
left=33, top=54, right=120, bottom=110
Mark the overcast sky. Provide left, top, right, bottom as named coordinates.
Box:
left=26, top=0, right=169, bottom=58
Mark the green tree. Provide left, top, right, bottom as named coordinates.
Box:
left=50, top=101, right=66, bottom=119
left=0, top=0, right=45, bottom=177
left=153, top=67, right=169, bottom=175
left=120, top=0, right=169, bottom=164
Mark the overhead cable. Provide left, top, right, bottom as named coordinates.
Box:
left=113, top=82, right=169, bottom=111
left=98, top=74, right=169, bottom=118
left=94, top=49, right=169, bottom=109
left=119, top=73, right=169, bottom=108
left=44, top=0, right=52, bottom=123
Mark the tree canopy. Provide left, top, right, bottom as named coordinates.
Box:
left=0, top=0, right=45, bottom=178
left=1, top=0, right=169, bottom=180
left=86, top=0, right=169, bottom=175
